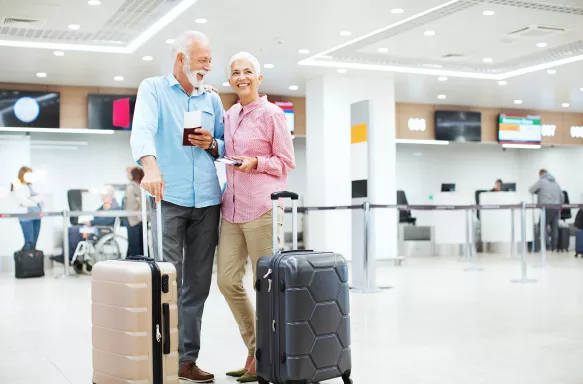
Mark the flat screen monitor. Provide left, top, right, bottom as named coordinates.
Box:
left=501, top=183, right=516, bottom=192
left=88, top=94, right=137, bottom=130
left=435, top=110, right=481, bottom=142
left=498, top=114, right=541, bottom=145
left=272, top=101, right=294, bottom=133
left=441, top=183, right=456, bottom=192
left=0, top=90, right=60, bottom=128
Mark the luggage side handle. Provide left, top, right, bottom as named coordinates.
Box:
left=271, top=191, right=298, bottom=253
left=141, top=189, right=163, bottom=261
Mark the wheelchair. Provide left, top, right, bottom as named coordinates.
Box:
left=71, top=218, right=126, bottom=274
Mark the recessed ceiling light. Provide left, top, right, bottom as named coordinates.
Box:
left=562, top=103, right=570, bottom=108
left=340, top=31, right=352, bottom=37
left=391, top=8, right=404, bottom=14
left=88, top=0, right=101, bottom=5
left=114, top=76, right=124, bottom=81
left=514, top=100, right=523, bottom=104
left=142, top=55, right=153, bottom=61
left=537, top=42, right=548, bottom=48
left=483, top=57, right=493, bottom=63
left=378, top=47, right=389, bottom=53
left=222, top=82, right=229, bottom=87
left=298, top=49, right=310, bottom=54
left=53, top=50, right=64, bottom=56
left=424, top=30, right=436, bottom=36
left=195, top=18, right=208, bottom=24
left=264, top=64, right=274, bottom=69
left=498, top=80, right=508, bottom=85
left=68, top=24, right=80, bottom=30
left=438, top=76, right=448, bottom=81
left=482, top=10, right=495, bottom=16
left=36, top=72, right=47, bottom=78
left=289, top=85, right=299, bottom=91
left=166, top=39, right=175, bottom=44
left=338, top=68, right=347, bottom=74
left=437, top=94, right=446, bottom=100
left=547, top=69, right=557, bottom=74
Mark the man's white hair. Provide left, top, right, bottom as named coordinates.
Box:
left=100, top=185, right=115, bottom=201
left=171, top=30, right=209, bottom=61
left=228, top=52, right=261, bottom=76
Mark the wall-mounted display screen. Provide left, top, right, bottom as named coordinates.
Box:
left=0, top=90, right=60, bottom=128
left=272, top=101, right=294, bottom=133
left=498, top=113, right=541, bottom=145
left=435, top=110, right=481, bottom=142
left=88, top=94, right=136, bottom=130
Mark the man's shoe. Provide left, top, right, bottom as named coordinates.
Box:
left=237, top=372, right=257, bottom=382
left=226, top=368, right=247, bottom=377
left=179, top=360, right=214, bottom=383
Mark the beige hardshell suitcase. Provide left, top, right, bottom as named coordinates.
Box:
left=92, top=192, right=179, bottom=384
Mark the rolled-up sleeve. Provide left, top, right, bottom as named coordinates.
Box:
left=256, top=110, right=295, bottom=177
left=130, top=80, right=159, bottom=164
left=212, top=93, right=226, bottom=158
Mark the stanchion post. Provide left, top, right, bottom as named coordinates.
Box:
left=465, top=208, right=483, bottom=272
left=510, top=208, right=516, bottom=259
left=464, top=207, right=471, bottom=261
left=539, top=207, right=546, bottom=267
left=62, top=209, right=70, bottom=278
left=512, top=201, right=536, bottom=284
left=363, top=201, right=371, bottom=291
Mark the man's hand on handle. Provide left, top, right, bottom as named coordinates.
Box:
left=140, top=156, right=164, bottom=203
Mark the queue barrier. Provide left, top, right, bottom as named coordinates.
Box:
left=2, top=203, right=582, bottom=288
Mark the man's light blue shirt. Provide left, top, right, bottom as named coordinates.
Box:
left=130, top=74, right=225, bottom=208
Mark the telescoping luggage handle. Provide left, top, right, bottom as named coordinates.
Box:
left=271, top=191, right=298, bottom=253
left=141, top=189, right=163, bottom=262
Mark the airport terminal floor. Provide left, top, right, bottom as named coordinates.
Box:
left=2, top=253, right=583, bottom=384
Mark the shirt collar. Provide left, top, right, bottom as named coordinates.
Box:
left=240, top=94, right=268, bottom=114
left=166, top=73, right=207, bottom=96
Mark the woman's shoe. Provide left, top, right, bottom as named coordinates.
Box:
left=237, top=372, right=257, bottom=382
left=226, top=368, right=247, bottom=378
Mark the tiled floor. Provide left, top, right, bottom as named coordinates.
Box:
left=2, top=253, right=583, bottom=384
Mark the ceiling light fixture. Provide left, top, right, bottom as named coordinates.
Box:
left=483, top=57, right=493, bottom=63
left=438, top=76, right=448, bottom=81
left=36, top=72, right=47, bottom=78
left=88, top=0, right=101, bottom=5
left=498, top=80, right=507, bottom=85
left=396, top=139, right=449, bottom=145
left=166, top=39, right=175, bottom=44
left=378, top=47, right=389, bottom=53
left=195, top=18, right=208, bottom=24
left=53, top=50, right=64, bottom=56
left=502, top=143, right=541, bottom=149
left=424, top=30, right=436, bottom=36
left=0, top=127, right=114, bottom=135
left=391, top=8, right=404, bottom=14
left=514, top=99, right=523, bottom=104
left=114, top=76, right=124, bottom=81
left=340, top=31, right=352, bottom=36
left=68, top=24, right=81, bottom=30
left=537, top=42, right=547, bottom=48
left=562, top=103, right=570, bottom=108
left=437, top=94, right=446, bottom=100
left=337, top=68, right=347, bottom=74
left=298, top=49, right=310, bottom=54
left=547, top=69, right=557, bottom=74
left=289, top=85, right=299, bottom=91
left=142, top=55, right=153, bottom=61
left=482, top=10, right=495, bottom=16
left=264, top=64, right=274, bottom=69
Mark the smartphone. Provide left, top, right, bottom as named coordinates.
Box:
left=216, top=158, right=242, bottom=167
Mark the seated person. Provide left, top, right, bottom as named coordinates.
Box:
left=52, top=185, right=120, bottom=264
left=491, top=179, right=502, bottom=192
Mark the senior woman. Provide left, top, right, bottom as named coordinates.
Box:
left=218, top=51, right=295, bottom=383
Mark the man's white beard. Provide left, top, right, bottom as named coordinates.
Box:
left=182, top=58, right=206, bottom=91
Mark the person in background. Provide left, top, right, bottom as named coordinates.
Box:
left=529, top=169, right=563, bottom=251
left=491, top=179, right=502, bottom=192
left=125, top=167, right=145, bottom=256
left=218, top=51, right=295, bottom=383
left=130, top=30, right=224, bottom=383
left=12, top=166, right=43, bottom=250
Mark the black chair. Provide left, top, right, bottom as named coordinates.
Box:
left=561, top=191, right=571, bottom=220
left=67, top=189, right=88, bottom=225
left=397, top=190, right=416, bottom=225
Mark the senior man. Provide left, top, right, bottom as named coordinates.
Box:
left=130, top=30, right=224, bottom=383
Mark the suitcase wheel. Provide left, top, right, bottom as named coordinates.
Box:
left=257, top=376, right=269, bottom=384
left=72, top=260, right=84, bottom=274
left=342, top=370, right=352, bottom=384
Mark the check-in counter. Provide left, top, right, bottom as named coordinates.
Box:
left=479, top=192, right=534, bottom=252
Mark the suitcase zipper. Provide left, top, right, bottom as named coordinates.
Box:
left=271, top=254, right=285, bottom=383
left=148, top=261, right=164, bottom=384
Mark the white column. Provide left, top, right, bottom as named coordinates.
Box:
left=305, top=75, right=397, bottom=273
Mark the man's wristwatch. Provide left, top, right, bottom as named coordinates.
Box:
left=207, top=138, right=217, bottom=151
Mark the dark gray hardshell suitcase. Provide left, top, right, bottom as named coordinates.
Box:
left=255, top=192, right=352, bottom=384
